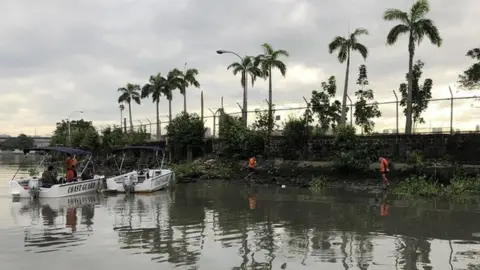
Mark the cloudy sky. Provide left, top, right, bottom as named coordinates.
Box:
left=1, top=0, right=479, bottom=136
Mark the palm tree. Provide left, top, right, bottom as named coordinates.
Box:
left=328, top=28, right=369, bottom=126
left=117, top=83, right=141, bottom=132
left=162, top=69, right=184, bottom=124
left=178, top=68, right=200, bottom=113
left=119, top=104, right=125, bottom=131
left=141, top=73, right=166, bottom=140
left=227, top=56, right=263, bottom=126
left=255, top=43, right=289, bottom=148
left=383, top=0, right=442, bottom=134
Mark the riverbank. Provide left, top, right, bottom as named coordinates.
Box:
left=167, top=158, right=480, bottom=200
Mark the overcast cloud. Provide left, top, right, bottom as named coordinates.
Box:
left=1, top=0, right=479, bottom=136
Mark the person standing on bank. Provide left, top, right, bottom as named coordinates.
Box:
left=245, top=156, right=256, bottom=182
left=379, top=157, right=390, bottom=188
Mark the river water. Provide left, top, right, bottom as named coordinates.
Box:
left=1, top=165, right=480, bottom=270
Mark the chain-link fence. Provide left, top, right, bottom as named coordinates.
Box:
left=95, top=94, right=480, bottom=140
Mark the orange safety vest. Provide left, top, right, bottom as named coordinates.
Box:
left=380, top=157, right=389, bottom=173
left=248, top=158, right=255, bottom=168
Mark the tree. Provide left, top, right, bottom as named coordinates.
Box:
left=310, top=76, right=343, bottom=134
left=354, top=65, right=381, bottom=134
left=328, top=28, right=369, bottom=127
left=458, top=47, right=480, bottom=90
left=163, top=69, right=184, bottom=124
left=101, top=125, right=149, bottom=151
left=166, top=112, right=206, bottom=160
left=0, top=134, right=35, bottom=150
left=217, top=114, right=264, bottom=158
left=384, top=0, right=442, bottom=134
left=281, top=117, right=312, bottom=159
left=399, top=60, right=433, bottom=127
left=178, top=68, right=200, bottom=113
left=255, top=43, right=289, bottom=152
left=118, top=83, right=141, bottom=132
left=51, top=119, right=100, bottom=151
left=142, top=73, right=165, bottom=140
left=226, top=56, right=263, bottom=125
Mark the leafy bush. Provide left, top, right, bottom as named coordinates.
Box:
left=309, top=175, right=326, bottom=191
left=167, top=112, right=206, bottom=160
left=393, top=175, right=441, bottom=197
left=281, top=116, right=312, bottom=159
left=217, top=113, right=264, bottom=159
left=332, top=125, right=379, bottom=172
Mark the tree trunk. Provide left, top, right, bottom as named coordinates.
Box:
left=120, top=110, right=123, bottom=131
left=183, top=91, right=187, bottom=114
left=405, top=35, right=415, bottom=134
left=267, top=66, right=273, bottom=155
left=243, top=71, right=248, bottom=127
left=128, top=102, right=133, bottom=132
left=156, top=99, right=160, bottom=140
left=340, top=48, right=351, bottom=126
left=168, top=98, right=173, bottom=162
left=168, top=99, right=172, bottom=124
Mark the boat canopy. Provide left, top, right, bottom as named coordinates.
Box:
left=111, top=146, right=163, bottom=153
left=23, top=147, right=91, bottom=156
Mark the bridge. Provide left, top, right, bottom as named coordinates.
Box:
left=0, top=136, right=51, bottom=147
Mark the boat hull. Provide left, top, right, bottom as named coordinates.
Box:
left=9, top=176, right=104, bottom=198
left=106, top=170, right=174, bottom=193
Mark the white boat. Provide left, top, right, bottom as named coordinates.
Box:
left=8, top=147, right=105, bottom=198
left=105, top=146, right=175, bottom=193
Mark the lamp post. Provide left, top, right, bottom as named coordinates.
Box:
left=68, top=110, right=84, bottom=146
left=216, top=49, right=248, bottom=127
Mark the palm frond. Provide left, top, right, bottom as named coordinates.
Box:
left=132, top=96, right=141, bottom=105
left=352, top=28, right=369, bottom=37
left=352, top=43, right=368, bottom=60
left=411, top=0, right=430, bottom=21
left=416, top=19, right=442, bottom=46
left=261, top=43, right=274, bottom=55
left=272, top=60, right=287, bottom=77
left=383, top=9, right=410, bottom=24
left=337, top=46, right=348, bottom=63
left=117, top=87, right=127, bottom=93
left=117, top=92, right=130, bottom=103
left=272, top=49, right=290, bottom=59
left=141, top=84, right=152, bottom=99
left=386, top=24, right=410, bottom=45
left=329, top=36, right=347, bottom=54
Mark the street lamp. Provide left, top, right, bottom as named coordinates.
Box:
left=216, top=49, right=248, bottom=126
left=68, top=110, right=84, bottom=146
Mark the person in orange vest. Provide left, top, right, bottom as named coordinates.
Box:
left=66, top=153, right=74, bottom=171
left=245, top=156, right=256, bottom=182
left=379, top=157, right=390, bottom=188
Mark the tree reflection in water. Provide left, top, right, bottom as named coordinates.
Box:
left=110, top=182, right=480, bottom=269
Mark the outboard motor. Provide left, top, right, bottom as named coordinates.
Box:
left=123, top=174, right=135, bottom=194
left=28, top=178, right=40, bottom=199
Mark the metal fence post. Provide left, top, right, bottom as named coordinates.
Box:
left=449, top=86, right=453, bottom=134
left=393, top=90, right=399, bottom=135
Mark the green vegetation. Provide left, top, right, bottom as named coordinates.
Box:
left=458, top=47, right=480, bottom=90
left=0, top=134, right=35, bottom=150
left=309, top=176, right=327, bottom=192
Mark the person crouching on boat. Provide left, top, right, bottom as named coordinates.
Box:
left=72, top=155, right=78, bottom=178
left=41, top=165, right=57, bottom=187
left=66, top=165, right=78, bottom=183
left=66, top=153, right=73, bottom=171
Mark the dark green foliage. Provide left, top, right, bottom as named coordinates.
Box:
left=281, top=117, right=311, bottom=159
left=458, top=47, right=480, bottom=90
left=51, top=119, right=100, bottom=151
left=310, top=76, right=344, bottom=134
left=354, top=65, right=381, bottom=134
left=333, top=125, right=379, bottom=172
left=218, top=113, right=264, bottom=159
left=0, top=134, right=35, bottom=150
left=166, top=112, right=206, bottom=160
left=399, top=60, right=432, bottom=125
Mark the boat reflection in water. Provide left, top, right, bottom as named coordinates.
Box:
left=10, top=194, right=102, bottom=253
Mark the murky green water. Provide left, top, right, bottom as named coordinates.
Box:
left=1, top=165, right=480, bottom=270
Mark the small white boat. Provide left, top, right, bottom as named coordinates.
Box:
left=8, top=147, right=105, bottom=199
left=105, top=146, right=175, bottom=193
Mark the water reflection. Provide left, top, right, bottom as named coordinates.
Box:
left=4, top=183, right=480, bottom=269
left=10, top=195, right=100, bottom=253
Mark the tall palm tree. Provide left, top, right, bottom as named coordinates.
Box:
left=255, top=43, right=289, bottom=148
left=162, top=69, right=184, bottom=124
left=141, top=73, right=166, bottom=140
left=178, top=68, right=200, bottom=113
left=118, top=83, right=141, bottom=132
left=328, top=28, right=369, bottom=126
left=383, top=0, right=442, bottom=134
left=227, top=56, right=263, bottom=126
left=119, top=104, right=124, bottom=131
